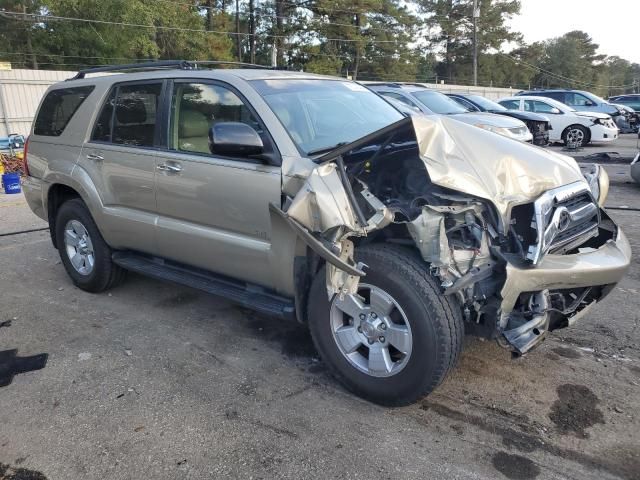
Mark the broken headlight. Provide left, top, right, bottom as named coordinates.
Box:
left=582, top=164, right=609, bottom=206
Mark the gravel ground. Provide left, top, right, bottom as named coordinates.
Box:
left=0, top=170, right=638, bottom=480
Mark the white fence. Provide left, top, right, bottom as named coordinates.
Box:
left=0, top=68, right=519, bottom=137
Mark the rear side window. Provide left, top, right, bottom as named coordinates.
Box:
left=91, top=82, right=162, bottom=147
left=34, top=86, right=94, bottom=136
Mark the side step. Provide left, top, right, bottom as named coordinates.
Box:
left=112, top=252, right=295, bottom=320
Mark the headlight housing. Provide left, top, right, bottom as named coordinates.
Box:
left=474, top=123, right=511, bottom=137
left=583, top=164, right=609, bottom=206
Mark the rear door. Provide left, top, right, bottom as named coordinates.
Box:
left=80, top=81, right=164, bottom=253
left=153, top=79, right=281, bottom=287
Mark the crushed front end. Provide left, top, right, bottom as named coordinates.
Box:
left=277, top=115, right=631, bottom=355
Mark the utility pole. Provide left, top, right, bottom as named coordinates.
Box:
left=235, top=0, right=241, bottom=61
left=472, top=0, right=480, bottom=86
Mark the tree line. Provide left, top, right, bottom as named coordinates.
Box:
left=1, top=0, right=638, bottom=96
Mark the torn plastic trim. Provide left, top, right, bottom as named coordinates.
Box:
left=269, top=203, right=366, bottom=277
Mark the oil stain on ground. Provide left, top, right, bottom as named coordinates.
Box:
left=491, top=452, right=540, bottom=480
left=154, top=291, right=201, bottom=309
left=419, top=401, right=636, bottom=479
left=551, top=347, right=582, bottom=359
left=240, top=309, right=318, bottom=360
left=0, top=350, right=48, bottom=387
left=548, top=384, right=604, bottom=438
left=0, top=462, right=48, bottom=480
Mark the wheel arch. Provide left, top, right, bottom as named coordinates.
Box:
left=45, top=166, right=107, bottom=248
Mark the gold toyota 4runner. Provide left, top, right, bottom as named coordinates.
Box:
left=22, top=62, right=631, bottom=405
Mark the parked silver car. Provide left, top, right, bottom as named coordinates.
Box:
left=367, top=83, right=534, bottom=143
left=22, top=61, right=631, bottom=406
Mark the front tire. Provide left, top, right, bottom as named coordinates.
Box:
left=562, top=125, right=590, bottom=146
left=55, top=198, right=125, bottom=293
left=307, top=244, right=463, bottom=406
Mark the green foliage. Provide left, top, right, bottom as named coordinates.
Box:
left=0, top=0, right=638, bottom=94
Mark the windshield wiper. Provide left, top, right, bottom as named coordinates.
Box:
left=307, top=142, right=348, bottom=157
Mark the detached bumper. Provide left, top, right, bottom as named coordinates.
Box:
left=22, top=175, right=48, bottom=221
left=498, top=221, right=631, bottom=353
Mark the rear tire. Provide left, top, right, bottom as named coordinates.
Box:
left=55, top=198, right=126, bottom=293
left=307, top=244, right=463, bottom=406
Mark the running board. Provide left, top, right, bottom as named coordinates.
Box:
left=112, top=252, right=295, bottom=320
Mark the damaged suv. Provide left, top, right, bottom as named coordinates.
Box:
left=23, top=62, right=631, bottom=406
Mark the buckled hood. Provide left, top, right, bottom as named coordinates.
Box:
left=411, top=115, right=585, bottom=227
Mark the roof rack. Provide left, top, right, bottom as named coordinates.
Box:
left=69, top=60, right=273, bottom=80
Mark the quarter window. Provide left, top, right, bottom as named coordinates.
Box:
left=34, top=86, right=94, bottom=136
left=170, top=82, right=261, bottom=156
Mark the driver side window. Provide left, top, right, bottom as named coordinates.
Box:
left=564, top=93, right=591, bottom=107
left=170, top=82, right=261, bottom=155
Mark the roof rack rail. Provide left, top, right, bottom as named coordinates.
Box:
left=68, top=59, right=273, bottom=80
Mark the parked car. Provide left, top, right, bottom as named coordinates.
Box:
left=22, top=61, right=630, bottom=406
left=446, top=93, right=551, bottom=146
left=631, top=150, right=640, bottom=184
left=498, top=95, right=618, bottom=146
left=516, top=88, right=619, bottom=117
left=0, top=133, right=25, bottom=156
left=366, top=83, right=533, bottom=143
left=609, top=94, right=640, bottom=112
left=610, top=104, right=639, bottom=133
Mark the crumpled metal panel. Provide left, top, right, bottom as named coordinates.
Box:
left=412, top=115, right=585, bottom=229
left=286, top=162, right=362, bottom=234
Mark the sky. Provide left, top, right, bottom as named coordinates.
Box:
left=508, top=0, right=640, bottom=64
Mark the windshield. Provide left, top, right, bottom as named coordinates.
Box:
left=411, top=90, right=468, bottom=114
left=252, top=79, right=403, bottom=155
left=467, top=95, right=507, bottom=111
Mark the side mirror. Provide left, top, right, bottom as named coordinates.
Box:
left=586, top=100, right=597, bottom=107
left=549, top=107, right=561, bottom=114
left=208, top=122, right=264, bottom=157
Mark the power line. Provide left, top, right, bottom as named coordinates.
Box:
left=0, top=10, right=403, bottom=44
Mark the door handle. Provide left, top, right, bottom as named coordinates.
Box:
left=86, top=153, right=104, bottom=161
left=157, top=163, right=182, bottom=173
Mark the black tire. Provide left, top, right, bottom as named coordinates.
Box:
left=562, top=124, right=590, bottom=146
left=307, top=244, right=463, bottom=406
left=55, top=198, right=126, bottom=293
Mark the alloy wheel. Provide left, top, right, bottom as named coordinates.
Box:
left=330, top=284, right=413, bottom=377
left=63, top=219, right=95, bottom=276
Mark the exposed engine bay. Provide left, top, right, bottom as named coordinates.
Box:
left=276, top=115, right=629, bottom=355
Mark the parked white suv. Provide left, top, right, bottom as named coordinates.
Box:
left=499, top=95, right=618, bottom=146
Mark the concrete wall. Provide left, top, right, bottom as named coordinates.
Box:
left=0, top=68, right=518, bottom=137
left=421, top=83, right=517, bottom=100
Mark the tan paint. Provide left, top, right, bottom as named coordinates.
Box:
left=413, top=115, right=585, bottom=230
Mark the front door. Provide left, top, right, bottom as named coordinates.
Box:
left=79, top=81, right=164, bottom=253
left=154, top=80, right=281, bottom=288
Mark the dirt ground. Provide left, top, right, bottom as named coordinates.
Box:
left=0, top=160, right=639, bottom=480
